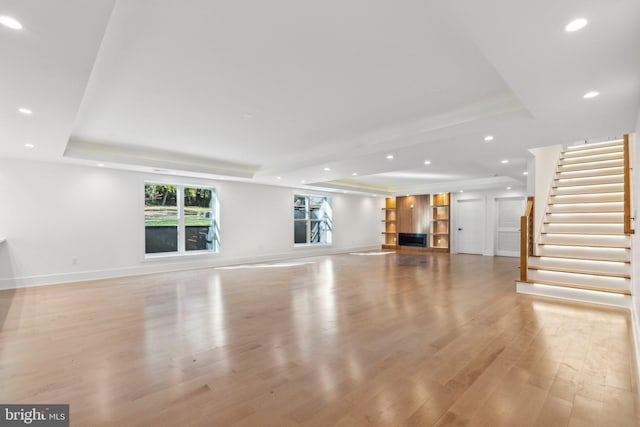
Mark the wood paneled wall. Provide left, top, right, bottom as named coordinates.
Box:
left=396, top=195, right=430, bottom=234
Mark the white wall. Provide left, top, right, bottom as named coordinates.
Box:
left=529, top=144, right=562, bottom=248
left=631, top=131, right=640, bottom=378
left=450, top=188, right=527, bottom=256
left=0, top=159, right=382, bottom=288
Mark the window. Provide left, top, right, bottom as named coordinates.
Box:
left=294, top=194, right=332, bottom=245
left=145, top=184, right=219, bottom=255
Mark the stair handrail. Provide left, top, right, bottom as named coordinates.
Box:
left=623, top=134, right=634, bottom=235
left=520, top=196, right=534, bottom=281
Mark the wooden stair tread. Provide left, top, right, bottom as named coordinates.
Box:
left=528, top=266, right=629, bottom=278
left=553, top=180, right=624, bottom=186
left=557, top=163, right=623, bottom=172
left=561, top=148, right=623, bottom=158
left=559, top=155, right=623, bottom=165
left=546, top=210, right=623, bottom=213
left=551, top=189, right=624, bottom=195
left=564, top=141, right=622, bottom=151
left=541, top=231, right=626, bottom=236
left=560, top=149, right=622, bottom=158
left=548, top=200, right=623, bottom=205
left=543, top=220, right=622, bottom=224
left=532, top=254, right=630, bottom=263
left=557, top=164, right=623, bottom=172
left=553, top=174, right=624, bottom=185
left=552, top=183, right=622, bottom=189
left=538, top=242, right=629, bottom=248
left=521, top=279, right=630, bottom=295
left=556, top=171, right=624, bottom=179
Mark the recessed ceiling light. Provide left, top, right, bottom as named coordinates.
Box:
left=323, top=167, right=331, bottom=171
left=352, top=172, right=358, bottom=176
left=583, top=91, right=599, bottom=99
left=506, top=186, right=512, bottom=190
left=23, top=143, right=34, bottom=149
left=0, top=16, right=23, bottom=30
left=424, top=160, right=431, bottom=165
left=386, top=155, right=394, bottom=160
left=301, top=180, right=306, bottom=183
left=18, top=108, right=32, bottom=115
left=97, top=163, right=105, bottom=167
left=565, top=18, right=588, bottom=32
left=459, top=190, right=464, bottom=193
left=484, top=135, right=494, bottom=142
left=523, top=171, right=529, bottom=175
left=501, top=160, right=509, bottom=164
left=276, top=176, right=282, bottom=180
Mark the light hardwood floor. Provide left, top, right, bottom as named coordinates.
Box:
left=1, top=253, right=638, bottom=426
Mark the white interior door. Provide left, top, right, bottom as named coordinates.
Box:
left=495, top=197, right=525, bottom=257
left=456, top=199, right=483, bottom=254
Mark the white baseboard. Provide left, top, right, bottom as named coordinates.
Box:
left=632, top=301, right=640, bottom=391
left=516, top=281, right=631, bottom=309
left=0, top=245, right=379, bottom=290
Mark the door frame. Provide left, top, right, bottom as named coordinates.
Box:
left=494, top=196, right=526, bottom=257
left=453, top=197, right=485, bottom=255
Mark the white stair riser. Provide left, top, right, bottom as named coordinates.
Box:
left=539, top=233, right=629, bottom=246
left=529, top=140, right=632, bottom=296
left=552, top=183, right=623, bottom=195
left=548, top=202, right=623, bottom=213
left=536, top=245, right=629, bottom=261
left=557, top=159, right=624, bottom=172
left=562, top=145, right=623, bottom=158
left=550, top=193, right=623, bottom=203
left=542, top=223, right=623, bottom=234
left=529, top=256, right=630, bottom=275
left=554, top=175, right=623, bottom=187
left=545, top=212, right=623, bottom=223
left=527, top=270, right=630, bottom=292
left=559, top=152, right=623, bottom=165
left=556, top=166, right=624, bottom=179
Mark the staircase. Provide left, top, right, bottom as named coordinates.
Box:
left=524, top=139, right=632, bottom=298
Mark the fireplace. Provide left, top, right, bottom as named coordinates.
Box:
left=398, top=233, right=427, bottom=248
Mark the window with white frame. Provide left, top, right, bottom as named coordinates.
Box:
left=144, top=184, right=219, bottom=255
left=294, top=194, right=332, bottom=245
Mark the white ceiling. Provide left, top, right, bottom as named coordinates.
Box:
left=2, top=0, right=639, bottom=195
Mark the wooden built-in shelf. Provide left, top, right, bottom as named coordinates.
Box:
left=381, top=197, right=398, bottom=248
left=379, top=194, right=450, bottom=252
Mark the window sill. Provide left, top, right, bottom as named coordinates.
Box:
left=143, top=251, right=218, bottom=262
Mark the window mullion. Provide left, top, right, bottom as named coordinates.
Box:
left=306, top=197, right=311, bottom=244
left=177, top=186, right=185, bottom=253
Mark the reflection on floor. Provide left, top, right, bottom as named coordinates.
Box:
left=0, top=253, right=638, bottom=426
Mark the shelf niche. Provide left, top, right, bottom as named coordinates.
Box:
left=429, top=193, right=450, bottom=251
left=381, top=197, right=397, bottom=249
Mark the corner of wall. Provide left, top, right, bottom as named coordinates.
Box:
left=629, top=132, right=640, bottom=386
left=529, top=144, right=563, bottom=253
